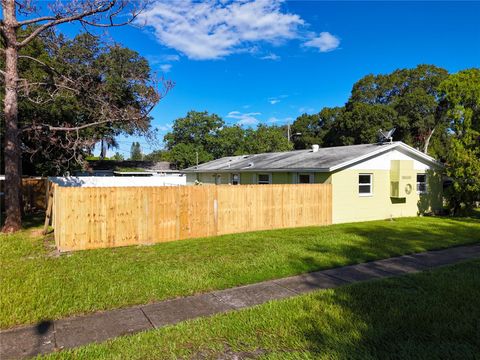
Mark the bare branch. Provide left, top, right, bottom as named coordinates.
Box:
left=17, top=16, right=61, bottom=27
left=17, top=1, right=117, bottom=48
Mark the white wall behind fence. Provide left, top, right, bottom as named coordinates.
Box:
left=49, top=175, right=186, bottom=187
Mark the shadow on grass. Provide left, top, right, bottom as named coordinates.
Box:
left=296, top=261, right=480, bottom=359
left=288, top=217, right=480, bottom=274
left=0, top=212, right=45, bottom=230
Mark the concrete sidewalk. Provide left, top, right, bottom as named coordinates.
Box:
left=1, top=244, right=479, bottom=359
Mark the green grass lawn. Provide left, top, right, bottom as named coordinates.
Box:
left=1, top=215, right=479, bottom=329
left=41, top=259, right=480, bottom=359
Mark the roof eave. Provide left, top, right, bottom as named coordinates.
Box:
left=183, top=168, right=331, bottom=173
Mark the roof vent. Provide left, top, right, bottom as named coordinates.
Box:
left=311, top=144, right=320, bottom=153
left=242, top=155, right=249, bottom=158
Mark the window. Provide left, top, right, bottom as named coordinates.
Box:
left=359, top=174, right=373, bottom=196
left=417, top=174, right=427, bottom=193
left=257, top=173, right=271, bottom=185
left=231, top=173, right=240, bottom=185
left=298, top=173, right=314, bottom=184
left=215, top=174, right=222, bottom=185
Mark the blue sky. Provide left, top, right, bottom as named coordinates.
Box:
left=56, top=1, right=480, bottom=156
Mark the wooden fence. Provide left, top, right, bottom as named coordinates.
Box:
left=53, top=184, right=332, bottom=251
left=0, top=178, right=48, bottom=213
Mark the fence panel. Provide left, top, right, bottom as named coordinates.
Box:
left=54, top=184, right=332, bottom=251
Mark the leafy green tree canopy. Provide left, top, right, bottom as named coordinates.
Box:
left=438, top=68, right=480, bottom=213
left=163, top=111, right=292, bottom=169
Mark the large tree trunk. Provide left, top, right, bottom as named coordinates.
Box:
left=2, top=0, right=22, bottom=232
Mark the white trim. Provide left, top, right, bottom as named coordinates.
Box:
left=330, top=142, right=441, bottom=172
left=231, top=173, right=240, bottom=185
left=358, top=173, right=373, bottom=196
left=416, top=173, right=428, bottom=194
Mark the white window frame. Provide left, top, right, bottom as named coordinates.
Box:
left=297, top=172, right=314, bottom=184
left=231, top=173, right=240, bottom=185
left=358, top=173, right=373, bottom=196
left=416, top=173, right=427, bottom=194
left=257, top=173, right=272, bottom=185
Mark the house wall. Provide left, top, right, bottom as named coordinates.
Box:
left=330, top=153, right=443, bottom=224
left=186, top=147, right=442, bottom=223
left=188, top=172, right=331, bottom=185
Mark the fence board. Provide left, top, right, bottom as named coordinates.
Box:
left=54, top=184, right=332, bottom=251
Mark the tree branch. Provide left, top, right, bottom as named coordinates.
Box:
left=16, top=1, right=117, bottom=48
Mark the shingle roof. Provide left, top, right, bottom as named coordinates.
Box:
left=184, top=142, right=402, bottom=172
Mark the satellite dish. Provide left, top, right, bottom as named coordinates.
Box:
left=378, top=128, right=396, bottom=143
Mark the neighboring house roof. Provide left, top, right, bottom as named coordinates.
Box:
left=184, top=142, right=441, bottom=173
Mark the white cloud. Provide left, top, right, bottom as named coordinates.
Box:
left=268, top=116, right=293, bottom=124
left=227, top=111, right=261, bottom=126
left=146, top=54, right=180, bottom=65
left=303, top=32, right=340, bottom=52
left=261, top=53, right=280, bottom=61
left=139, top=0, right=304, bottom=60
left=156, top=123, right=173, bottom=132
left=163, top=54, right=180, bottom=61
left=159, top=64, right=172, bottom=72
left=268, top=94, right=288, bottom=104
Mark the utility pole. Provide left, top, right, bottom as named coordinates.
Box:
left=287, top=124, right=291, bottom=143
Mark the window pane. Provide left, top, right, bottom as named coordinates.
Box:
left=258, top=174, right=270, bottom=184
left=359, top=174, right=371, bottom=184
left=417, top=174, right=426, bottom=192
left=232, top=174, right=239, bottom=185
left=299, top=174, right=311, bottom=183
left=359, top=185, right=371, bottom=194
left=417, top=174, right=426, bottom=183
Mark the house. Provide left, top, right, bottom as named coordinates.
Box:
left=183, top=142, right=444, bottom=223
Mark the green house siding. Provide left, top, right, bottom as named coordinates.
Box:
left=272, top=173, right=291, bottom=184
left=240, top=173, right=255, bottom=184
left=191, top=171, right=332, bottom=185
left=314, top=173, right=331, bottom=184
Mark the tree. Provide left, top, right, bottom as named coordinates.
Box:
left=167, top=143, right=213, bottom=170
left=130, top=142, right=142, bottom=161
left=0, top=0, right=166, bottom=232
left=143, top=150, right=169, bottom=162
left=164, top=111, right=224, bottom=168
left=164, top=111, right=224, bottom=153
left=291, top=107, right=340, bottom=149
left=163, top=111, right=293, bottom=168
left=325, top=103, right=403, bottom=146
left=213, top=125, right=247, bottom=158
left=348, top=64, right=449, bottom=154
left=438, top=69, right=480, bottom=214
left=243, top=124, right=292, bottom=154
left=112, top=152, right=124, bottom=161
